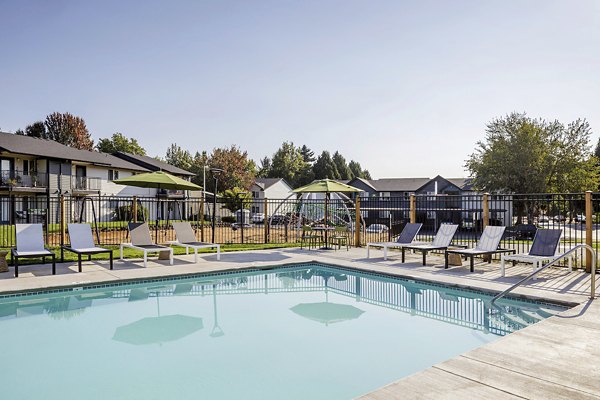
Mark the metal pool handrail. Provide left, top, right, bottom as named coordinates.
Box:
left=491, top=244, right=597, bottom=305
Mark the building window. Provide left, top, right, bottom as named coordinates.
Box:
left=108, top=169, right=119, bottom=181
left=22, top=160, right=29, bottom=176
left=252, top=191, right=260, bottom=199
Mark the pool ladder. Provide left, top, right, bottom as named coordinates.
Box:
left=490, top=244, right=597, bottom=305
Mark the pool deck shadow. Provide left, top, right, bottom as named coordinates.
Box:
left=0, top=246, right=598, bottom=398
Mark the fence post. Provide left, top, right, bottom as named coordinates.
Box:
left=586, top=191, right=593, bottom=273
left=355, top=196, right=361, bottom=247
left=132, top=196, right=138, bottom=223
left=60, top=195, right=65, bottom=261
left=200, top=196, right=205, bottom=242
left=482, top=193, right=490, bottom=228
left=409, top=194, right=416, bottom=223
left=264, top=198, right=269, bottom=244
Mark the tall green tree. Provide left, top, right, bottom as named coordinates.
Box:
left=332, top=151, right=352, bottom=180
left=256, top=157, right=272, bottom=178
left=268, top=142, right=307, bottom=187
left=466, top=112, right=599, bottom=193
left=207, top=145, right=256, bottom=193
left=187, top=151, right=209, bottom=186
left=312, top=151, right=340, bottom=180
left=300, top=145, right=316, bottom=164
left=348, top=160, right=371, bottom=179
left=165, top=144, right=193, bottom=171
left=17, top=121, right=46, bottom=138
left=221, top=187, right=253, bottom=213
left=44, top=112, right=94, bottom=150
left=97, top=132, right=146, bottom=155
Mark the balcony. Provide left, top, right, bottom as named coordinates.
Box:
left=72, top=176, right=101, bottom=193
left=0, top=169, right=48, bottom=192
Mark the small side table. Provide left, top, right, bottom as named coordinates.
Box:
left=0, top=250, right=9, bottom=273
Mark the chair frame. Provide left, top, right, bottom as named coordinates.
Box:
left=366, top=223, right=423, bottom=260
left=400, top=224, right=460, bottom=265
left=330, top=226, right=350, bottom=251
left=444, top=226, right=514, bottom=272
left=61, top=224, right=113, bottom=272
left=120, top=223, right=173, bottom=268
left=300, top=226, right=324, bottom=250
left=168, top=222, right=221, bottom=262
left=11, top=224, right=56, bottom=277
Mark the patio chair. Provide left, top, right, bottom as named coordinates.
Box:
left=11, top=223, right=55, bottom=277
left=444, top=226, right=514, bottom=272
left=400, top=224, right=459, bottom=265
left=330, top=226, right=350, bottom=251
left=120, top=223, right=173, bottom=268
left=300, top=226, right=323, bottom=250
left=62, top=224, right=113, bottom=272
left=500, top=229, right=570, bottom=278
left=169, top=222, right=220, bottom=262
left=366, top=223, right=423, bottom=260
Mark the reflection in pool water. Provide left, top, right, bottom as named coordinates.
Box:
left=0, top=264, right=566, bottom=400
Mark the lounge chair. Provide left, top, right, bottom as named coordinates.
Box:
left=11, top=223, right=55, bottom=277
left=120, top=223, right=173, bottom=268
left=500, top=229, right=569, bottom=278
left=444, top=226, right=514, bottom=272
left=366, top=223, right=423, bottom=260
left=62, top=224, right=113, bottom=272
left=169, top=222, right=221, bottom=262
left=400, top=224, right=459, bottom=265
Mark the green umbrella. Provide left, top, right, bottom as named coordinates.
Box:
left=290, top=302, right=364, bottom=326
left=112, top=314, right=204, bottom=345
left=114, top=171, right=202, bottom=240
left=293, top=179, right=362, bottom=249
left=114, top=171, right=202, bottom=191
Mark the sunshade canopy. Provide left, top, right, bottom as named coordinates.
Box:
left=293, top=179, right=362, bottom=193
left=112, top=314, right=203, bottom=345
left=114, top=171, right=202, bottom=191
left=290, top=302, right=364, bottom=325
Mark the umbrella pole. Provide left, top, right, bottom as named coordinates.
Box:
left=324, top=193, right=329, bottom=248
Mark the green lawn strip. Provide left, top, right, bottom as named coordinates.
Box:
left=0, top=242, right=301, bottom=265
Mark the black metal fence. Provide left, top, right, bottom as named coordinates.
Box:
left=0, top=192, right=598, bottom=268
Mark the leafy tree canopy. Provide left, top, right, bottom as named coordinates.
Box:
left=165, top=143, right=193, bottom=171
left=44, top=112, right=94, bottom=150
left=97, top=132, right=146, bottom=155
left=221, top=187, right=253, bottom=213
left=207, top=145, right=256, bottom=193
left=313, top=151, right=340, bottom=180
left=466, top=112, right=599, bottom=193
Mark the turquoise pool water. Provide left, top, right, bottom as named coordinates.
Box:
left=0, top=263, right=566, bottom=399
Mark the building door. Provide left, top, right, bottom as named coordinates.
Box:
left=1, top=158, right=13, bottom=185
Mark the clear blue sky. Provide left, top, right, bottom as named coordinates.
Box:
left=1, top=0, right=599, bottom=178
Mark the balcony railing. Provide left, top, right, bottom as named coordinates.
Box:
left=73, top=176, right=101, bottom=191
left=0, top=169, right=48, bottom=188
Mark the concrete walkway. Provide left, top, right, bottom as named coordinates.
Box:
left=0, top=247, right=598, bottom=399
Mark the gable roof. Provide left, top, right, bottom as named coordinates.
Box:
left=368, top=178, right=431, bottom=192
left=113, top=151, right=195, bottom=176
left=253, top=178, right=291, bottom=190
left=0, top=132, right=148, bottom=172
left=446, top=178, right=475, bottom=191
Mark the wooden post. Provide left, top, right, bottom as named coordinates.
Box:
left=586, top=191, right=593, bottom=273
left=60, top=194, right=66, bottom=261
left=482, top=193, right=490, bottom=228
left=132, top=196, right=138, bottom=223
left=355, top=196, right=361, bottom=247
left=264, top=197, right=269, bottom=244
left=409, top=194, right=416, bottom=223
left=200, top=196, right=205, bottom=242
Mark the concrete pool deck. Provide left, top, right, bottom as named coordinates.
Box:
left=0, top=247, right=598, bottom=399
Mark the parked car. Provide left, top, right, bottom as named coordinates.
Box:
left=553, top=214, right=566, bottom=222
left=251, top=213, right=265, bottom=224
left=232, top=222, right=252, bottom=231
left=538, top=216, right=550, bottom=224
left=462, top=220, right=476, bottom=230
left=505, top=224, right=537, bottom=240
left=269, top=214, right=289, bottom=225
left=574, top=214, right=586, bottom=223
left=366, top=224, right=389, bottom=233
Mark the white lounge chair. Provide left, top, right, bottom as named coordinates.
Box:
left=120, top=223, right=173, bottom=268
left=11, top=224, right=55, bottom=277
left=400, top=224, right=459, bottom=265
left=445, top=226, right=514, bottom=272
left=62, top=224, right=113, bottom=272
left=500, top=229, right=571, bottom=278
left=366, top=223, right=423, bottom=260
left=169, top=222, right=220, bottom=262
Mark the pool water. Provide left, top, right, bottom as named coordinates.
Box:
left=0, top=264, right=566, bottom=399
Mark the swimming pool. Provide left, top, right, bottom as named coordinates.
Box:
left=0, top=263, right=566, bottom=399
